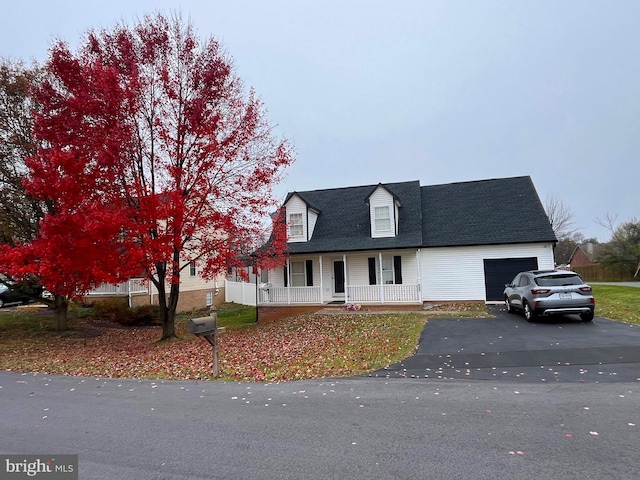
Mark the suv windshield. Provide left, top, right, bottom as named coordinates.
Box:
left=535, top=274, right=583, bottom=287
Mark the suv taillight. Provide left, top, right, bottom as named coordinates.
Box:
left=531, top=288, right=551, bottom=295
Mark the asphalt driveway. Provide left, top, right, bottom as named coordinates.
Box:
left=374, top=306, right=640, bottom=383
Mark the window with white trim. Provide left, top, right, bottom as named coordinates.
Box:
left=206, top=291, right=213, bottom=306
left=289, top=213, right=304, bottom=238
left=290, top=261, right=306, bottom=287
left=374, top=206, right=391, bottom=232
left=189, top=261, right=197, bottom=277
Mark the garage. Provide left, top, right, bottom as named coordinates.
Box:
left=483, top=257, right=538, bottom=301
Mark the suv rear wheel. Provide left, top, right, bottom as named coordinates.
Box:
left=580, top=311, right=594, bottom=322
left=523, top=301, right=536, bottom=322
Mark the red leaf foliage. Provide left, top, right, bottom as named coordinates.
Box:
left=2, top=13, right=293, bottom=309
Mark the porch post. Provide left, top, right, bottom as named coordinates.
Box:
left=319, top=255, right=323, bottom=304
left=416, top=249, right=422, bottom=302
left=286, top=257, right=291, bottom=305
left=378, top=252, right=385, bottom=303
left=342, top=254, right=348, bottom=302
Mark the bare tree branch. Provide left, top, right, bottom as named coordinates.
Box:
left=545, top=195, right=576, bottom=239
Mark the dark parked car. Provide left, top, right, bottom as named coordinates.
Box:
left=0, top=283, right=42, bottom=308
left=504, top=270, right=595, bottom=322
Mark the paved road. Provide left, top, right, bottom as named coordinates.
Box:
left=1, top=371, right=639, bottom=480
left=1, top=308, right=639, bottom=479
left=375, top=307, right=640, bottom=383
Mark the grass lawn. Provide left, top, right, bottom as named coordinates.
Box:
left=591, top=284, right=640, bottom=325
left=0, top=303, right=427, bottom=382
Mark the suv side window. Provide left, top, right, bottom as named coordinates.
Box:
left=518, top=275, right=530, bottom=287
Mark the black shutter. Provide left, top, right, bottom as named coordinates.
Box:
left=284, top=266, right=288, bottom=287
left=394, top=256, right=403, bottom=284
left=368, top=257, right=377, bottom=285
left=305, top=260, right=313, bottom=286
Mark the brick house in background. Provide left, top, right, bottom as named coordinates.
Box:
left=568, top=243, right=600, bottom=268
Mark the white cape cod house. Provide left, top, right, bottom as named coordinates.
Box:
left=230, top=176, right=557, bottom=306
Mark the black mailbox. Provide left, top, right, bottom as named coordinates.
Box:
left=187, top=316, right=218, bottom=336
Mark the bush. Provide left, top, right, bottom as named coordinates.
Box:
left=92, top=300, right=160, bottom=326
left=130, top=305, right=161, bottom=326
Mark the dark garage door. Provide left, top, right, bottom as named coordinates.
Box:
left=483, top=257, right=538, bottom=301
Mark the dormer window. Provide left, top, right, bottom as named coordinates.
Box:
left=374, top=206, right=391, bottom=232
left=289, top=213, right=304, bottom=237
left=368, top=184, right=400, bottom=238
left=283, top=191, right=321, bottom=243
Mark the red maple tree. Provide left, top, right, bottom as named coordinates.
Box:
left=12, top=13, right=292, bottom=339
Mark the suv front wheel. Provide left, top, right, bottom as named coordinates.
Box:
left=523, top=301, right=536, bottom=322
left=505, top=296, right=514, bottom=313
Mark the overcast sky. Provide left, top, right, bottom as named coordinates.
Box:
left=1, top=0, right=638, bottom=241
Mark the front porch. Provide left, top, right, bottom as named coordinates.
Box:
left=273, top=250, right=422, bottom=305
left=226, top=249, right=423, bottom=306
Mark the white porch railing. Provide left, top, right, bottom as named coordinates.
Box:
left=264, top=286, right=322, bottom=304
left=225, top=281, right=420, bottom=305
left=347, top=284, right=421, bottom=303
left=86, top=278, right=148, bottom=296
left=225, top=281, right=322, bottom=305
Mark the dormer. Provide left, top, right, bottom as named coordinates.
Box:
left=284, top=192, right=321, bottom=243
left=367, top=184, right=401, bottom=238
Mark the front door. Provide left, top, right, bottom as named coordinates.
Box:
left=333, top=260, right=345, bottom=295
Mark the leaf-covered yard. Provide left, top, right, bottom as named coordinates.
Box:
left=0, top=310, right=427, bottom=382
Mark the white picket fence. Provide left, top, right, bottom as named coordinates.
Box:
left=225, top=280, right=258, bottom=306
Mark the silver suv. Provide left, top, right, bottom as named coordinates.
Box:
left=504, top=270, right=595, bottom=322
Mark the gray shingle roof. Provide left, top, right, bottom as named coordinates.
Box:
left=285, top=176, right=556, bottom=254
left=422, top=176, right=557, bottom=247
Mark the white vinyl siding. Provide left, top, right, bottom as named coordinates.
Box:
left=369, top=187, right=396, bottom=238
left=420, top=243, right=555, bottom=302
left=308, top=211, right=318, bottom=238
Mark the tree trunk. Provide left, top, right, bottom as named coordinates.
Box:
left=155, top=261, right=180, bottom=341
left=163, top=282, right=180, bottom=340
left=160, top=303, right=177, bottom=340
left=54, top=295, right=68, bottom=331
